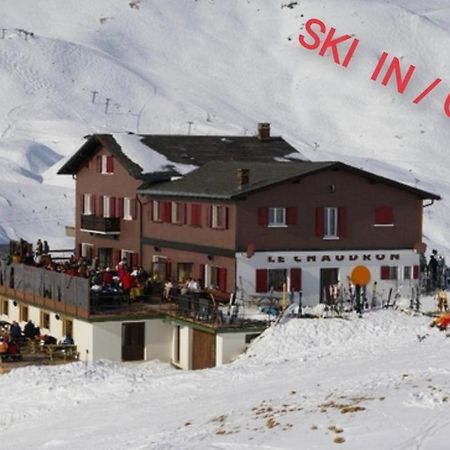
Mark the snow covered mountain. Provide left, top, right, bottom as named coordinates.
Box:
left=0, top=0, right=449, bottom=252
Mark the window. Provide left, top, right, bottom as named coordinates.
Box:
left=403, top=266, right=412, bottom=280
left=83, top=193, right=94, bottom=215
left=19, top=305, right=28, bottom=322
left=268, top=269, right=287, bottom=292
left=124, top=197, right=133, bottom=220
left=1, top=299, right=8, bottom=316
left=96, top=155, right=114, bottom=174
left=40, top=311, right=50, bottom=330
left=375, top=206, right=394, bottom=226
left=380, top=266, right=398, bottom=280
left=269, top=207, right=286, bottom=227
left=122, top=197, right=137, bottom=220
left=177, top=263, right=193, bottom=284
left=171, top=202, right=185, bottom=224
left=258, top=207, right=296, bottom=227
left=63, top=318, right=73, bottom=338
left=210, top=205, right=228, bottom=229
left=81, top=243, right=93, bottom=260
left=152, top=200, right=162, bottom=222
left=98, top=248, right=113, bottom=269
left=209, top=266, right=227, bottom=291
left=103, top=195, right=110, bottom=218
left=324, top=207, right=338, bottom=238
left=122, top=250, right=139, bottom=269
left=316, top=207, right=345, bottom=239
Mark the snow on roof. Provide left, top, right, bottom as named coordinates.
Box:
left=112, top=133, right=197, bottom=175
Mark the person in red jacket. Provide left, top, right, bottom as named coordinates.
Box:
left=121, top=271, right=135, bottom=304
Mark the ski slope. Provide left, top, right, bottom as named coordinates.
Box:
left=0, top=0, right=449, bottom=252
left=1, top=306, right=450, bottom=449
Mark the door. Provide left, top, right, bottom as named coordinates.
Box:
left=320, top=268, right=339, bottom=303
left=122, top=322, right=145, bottom=361
left=192, top=329, right=215, bottom=370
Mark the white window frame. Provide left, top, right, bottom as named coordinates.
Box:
left=211, top=205, right=224, bottom=229
left=268, top=207, right=286, bottom=227
left=124, top=197, right=132, bottom=221
left=171, top=202, right=181, bottom=224
left=103, top=195, right=110, bottom=218
left=101, top=155, right=108, bottom=174
left=152, top=200, right=162, bottom=222
left=324, top=207, right=338, bottom=238
left=81, top=243, right=94, bottom=259
left=83, top=193, right=93, bottom=215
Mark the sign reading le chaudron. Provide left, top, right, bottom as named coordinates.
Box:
left=266, top=253, right=401, bottom=264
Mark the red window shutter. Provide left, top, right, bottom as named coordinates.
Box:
left=110, top=197, right=116, bottom=218
left=338, top=207, right=346, bottom=237
left=218, top=268, right=227, bottom=292
left=131, top=252, right=139, bottom=268
left=380, top=266, right=390, bottom=280
left=98, top=195, right=104, bottom=218
left=113, top=250, right=121, bottom=267
left=79, top=194, right=84, bottom=214
left=117, top=197, right=124, bottom=218
left=91, top=195, right=96, bottom=215
left=223, top=207, right=229, bottom=230
left=286, top=207, right=297, bottom=225
left=165, top=262, right=172, bottom=281
left=375, top=206, right=393, bottom=224
left=106, top=156, right=114, bottom=173
left=191, top=204, right=202, bottom=227
left=206, top=205, right=212, bottom=227
left=290, top=268, right=302, bottom=291
left=413, top=265, right=420, bottom=279
left=131, top=199, right=137, bottom=220
left=96, top=155, right=102, bottom=172
left=256, top=269, right=268, bottom=293
left=163, top=201, right=172, bottom=223
left=199, top=264, right=205, bottom=288
left=257, top=207, right=269, bottom=226
left=315, top=207, right=324, bottom=237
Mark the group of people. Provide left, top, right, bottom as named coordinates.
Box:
left=163, top=277, right=202, bottom=301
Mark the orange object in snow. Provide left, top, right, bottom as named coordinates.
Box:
left=435, top=313, right=450, bottom=330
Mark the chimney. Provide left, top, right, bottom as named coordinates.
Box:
left=257, top=122, right=271, bottom=141
left=237, top=168, right=250, bottom=188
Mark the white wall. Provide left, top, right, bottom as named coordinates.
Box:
left=216, top=332, right=252, bottom=366
left=237, top=249, right=420, bottom=305
left=145, top=320, right=172, bottom=363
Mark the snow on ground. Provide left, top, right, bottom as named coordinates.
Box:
left=1, top=305, right=450, bottom=449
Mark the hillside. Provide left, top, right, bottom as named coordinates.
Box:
left=0, top=0, right=449, bottom=252
left=1, top=307, right=450, bottom=449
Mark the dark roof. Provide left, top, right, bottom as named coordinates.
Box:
left=137, top=160, right=441, bottom=201
left=57, top=133, right=304, bottom=178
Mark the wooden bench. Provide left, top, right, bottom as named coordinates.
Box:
left=0, top=353, right=23, bottom=362
left=44, top=344, right=79, bottom=361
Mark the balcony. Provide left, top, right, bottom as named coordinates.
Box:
left=80, top=215, right=120, bottom=235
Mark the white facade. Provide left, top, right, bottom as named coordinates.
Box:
left=236, top=249, right=420, bottom=306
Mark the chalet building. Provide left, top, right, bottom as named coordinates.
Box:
left=137, top=160, right=440, bottom=304
left=57, top=126, right=302, bottom=271
left=0, top=126, right=439, bottom=370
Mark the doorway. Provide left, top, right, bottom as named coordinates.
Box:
left=320, top=268, right=339, bottom=303
left=122, top=322, right=145, bottom=361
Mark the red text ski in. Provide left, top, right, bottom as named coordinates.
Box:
left=298, top=18, right=450, bottom=118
